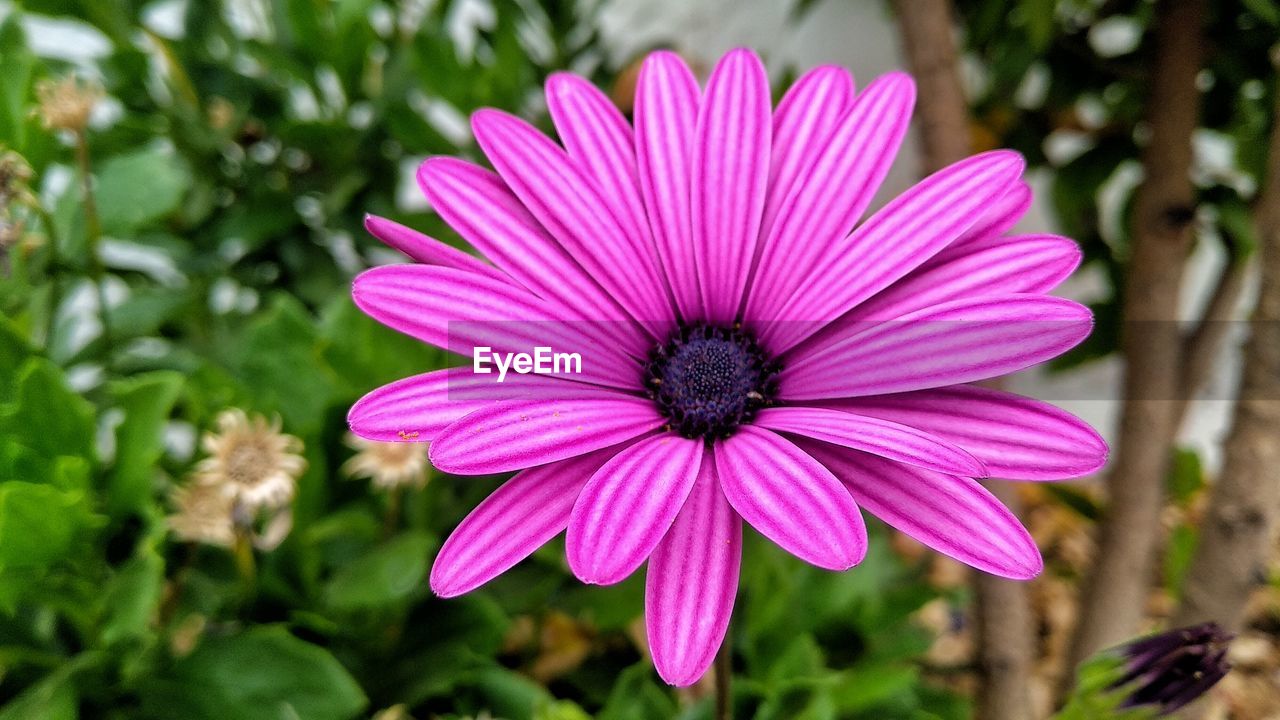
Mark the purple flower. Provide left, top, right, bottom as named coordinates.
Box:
left=349, top=48, right=1107, bottom=686
left=1112, top=623, right=1232, bottom=715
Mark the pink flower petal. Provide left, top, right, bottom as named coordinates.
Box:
left=802, top=441, right=1043, bottom=579
left=761, top=150, right=1026, bottom=353
left=781, top=294, right=1093, bottom=400
left=691, top=48, right=771, bottom=325
left=760, top=65, right=856, bottom=242
left=417, top=158, right=647, bottom=358
left=746, top=73, right=915, bottom=324
left=430, top=448, right=618, bottom=597
left=754, top=406, right=986, bottom=477
left=471, top=109, right=674, bottom=333
left=714, top=426, right=866, bottom=570
left=566, top=434, right=703, bottom=585
left=363, top=214, right=506, bottom=280
left=820, top=233, right=1083, bottom=327
left=429, top=393, right=665, bottom=474
left=646, top=460, right=741, bottom=686
left=351, top=264, right=639, bottom=389
left=827, top=385, right=1108, bottom=480
left=348, top=367, right=568, bottom=443
left=949, top=179, right=1032, bottom=249
left=635, top=51, right=702, bottom=321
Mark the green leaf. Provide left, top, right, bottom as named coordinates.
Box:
left=106, top=371, right=184, bottom=515
left=0, top=359, right=96, bottom=463
left=94, top=146, right=192, bottom=234
left=139, top=626, right=367, bottom=720
left=1163, top=524, right=1198, bottom=597
left=98, top=545, right=165, bottom=645
left=1242, top=0, right=1280, bottom=25
left=0, top=316, right=33, bottom=403
left=0, top=481, right=98, bottom=610
left=0, top=665, right=78, bottom=720
left=323, top=531, right=432, bottom=610
left=597, top=663, right=677, bottom=720
left=231, top=295, right=334, bottom=434
left=1166, top=447, right=1204, bottom=505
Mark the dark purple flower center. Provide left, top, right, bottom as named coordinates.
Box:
left=643, top=324, right=780, bottom=440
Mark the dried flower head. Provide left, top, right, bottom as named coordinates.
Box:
left=167, top=478, right=294, bottom=551
left=342, top=433, right=429, bottom=491
left=34, top=75, right=102, bottom=133
left=195, top=409, right=306, bottom=511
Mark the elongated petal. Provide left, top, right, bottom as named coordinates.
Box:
left=363, top=214, right=506, bottom=280
left=755, top=406, right=985, bottom=477
left=546, top=73, right=658, bottom=283
left=691, top=48, right=771, bottom=324
left=417, top=158, right=647, bottom=358
left=949, top=179, right=1032, bottom=249
left=762, top=151, right=1026, bottom=353
left=747, top=73, right=915, bottom=323
left=635, top=51, right=702, bottom=320
left=566, top=434, right=703, bottom=584
left=827, top=233, right=1083, bottom=325
left=352, top=264, right=639, bottom=389
left=828, top=385, right=1108, bottom=480
left=714, top=426, right=865, bottom=570
left=646, top=460, right=741, bottom=686
left=348, top=367, right=568, bottom=442
left=430, top=448, right=617, bottom=597
left=760, top=65, right=856, bottom=241
left=802, top=441, right=1042, bottom=579
left=781, top=295, right=1093, bottom=400
left=429, top=393, right=665, bottom=474
left=472, top=109, right=673, bottom=332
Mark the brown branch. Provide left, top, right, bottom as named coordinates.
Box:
left=1067, top=0, right=1207, bottom=677
left=1172, top=255, right=1251, bottom=430
left=1166, top=65, right=1280, bottom=719
left=893, top=3, right=1037, bottom=718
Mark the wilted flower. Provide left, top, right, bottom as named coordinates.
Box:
left=34, top=75, right=101, bottom=133
left=350, top=48, right=1106, bottom=685
left=1110, top=622, right=1232, bottom=715
left=342, top=433, right=430, bottom=490
left=166, top=479, right=294, bottom=551
left=195, top=409, right=305, bottom=511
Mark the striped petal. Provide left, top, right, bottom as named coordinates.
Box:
left=351, top=264, right=639, bottom=389
left=429, top=393, right=664, bottom=474
left=782, top=295, right=1092, bottom=400
left=714, top=426, right=866, bottom=570
left=430, top=448, right=618, bottom=597
left=566, top=434, right=703, bottom=585
left=746, top=73, right=915, bottom=323
left=472, top=109, right=673, bottom=333
left=754, top=406, right=986, bottom=477
left=948, top=179, right=1032, bottom=249
left=691, top=48, right=771, bottom=325
left=646, top=460, right=741, bottom=686
left=363, top=214, right=505, bottom=280
left=762, top=150, right=1026, bottom=353
left=802, top=441, right=1043, bottom=579
left=635, top=50, right=702, bottom=320
left=348, top=367, right=566, bottom=443
left=828, top=385, right=1108, bottom=480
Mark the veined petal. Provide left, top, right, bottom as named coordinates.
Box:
left=430, top=448, right=617, bottom=597
left=949, top=179, right=1032, bottom=249
left=471, top=109, right=673, bottom=333
left=746, top=73, right=915, bottom=323
left=825, top=233, right=1083, bottom=325
left=691, top=48, right=771, bottom=325
left=635, top=50, right=702, bottom=321
left=781, top=295, right=1092, bottom=400
left=762, top=151, right=1026, bottom=353
left=348, top=367, right=567, bottom=443
left=351, top=264, right=639, bottom=389
left=760, top=65, right=856, bottom=242
left=754, top=406, right=986, bottom=477
left=566, top=434, right=703, bottom=585
left=363, top=214, right=506, bottom=280
left=546, top=73, right=659, bottom=284
left=714, top=426, right=866, bottom=570
left=646, top=460, right=741, bottom=686
left=417, top=158, right=647, bottom=358
left=802, top=441, right=1043, bottom=579
left=429, top=393, right=665, bottom=474
left=827, top=385, right=1108, bottom=480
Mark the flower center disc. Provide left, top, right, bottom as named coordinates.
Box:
left=643, top=325, right=779, bottom=440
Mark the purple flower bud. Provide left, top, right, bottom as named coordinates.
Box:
left=1111, top=622, right=1233, bottom=715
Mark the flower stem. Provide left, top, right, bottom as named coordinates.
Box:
left=74, top=129, right=111, bottom=353
left=715, top=633, right=732, bottom=720
left=383, top=485, right=402, bottom=537
left=232, top=530, right=257, bottom=592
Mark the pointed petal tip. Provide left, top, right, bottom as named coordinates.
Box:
left=655, top=665, right=708, bottom=688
